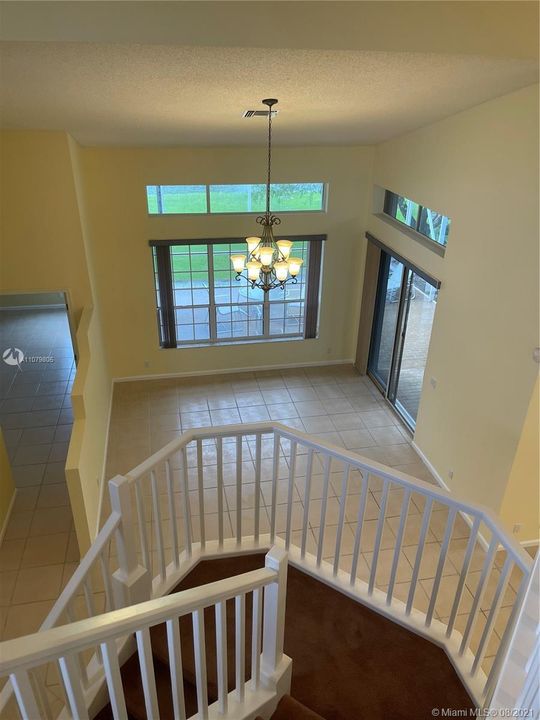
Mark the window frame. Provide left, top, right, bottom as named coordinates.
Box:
left=383, top=190, right=450, bottom=248
left=146, top=183, right=328, bottom=216
left=150, top=235, right=325, bottom=349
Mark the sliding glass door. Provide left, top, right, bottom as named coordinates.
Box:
left=368, top=249, right=438, bottom=429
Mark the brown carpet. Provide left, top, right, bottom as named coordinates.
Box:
left=95, top=553, right=475, bottom=720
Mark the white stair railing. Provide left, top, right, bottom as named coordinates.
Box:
left=0, top=547, right=290, bottom=720
left=0, top=421, right=534, bottom=717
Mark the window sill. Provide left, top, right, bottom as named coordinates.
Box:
left=373, top=213, right=446, bottom=258
left=162, top=335, right=316, bottom=350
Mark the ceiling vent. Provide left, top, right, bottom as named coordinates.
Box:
left=242, top=109, right=278, bottom=118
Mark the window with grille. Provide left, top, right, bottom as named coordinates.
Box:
left=383, top=190, right=451, bottom=248
left=151, top=237, right=324, bottom=347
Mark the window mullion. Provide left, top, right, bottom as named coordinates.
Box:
left=262, top=290, right=270, bottom=337
left=207, top=245, right=217, bottom=340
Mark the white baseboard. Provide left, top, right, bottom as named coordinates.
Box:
left=412, top=442, right=539, bottom=553
left=411, top=441, right=491, bottom=553
left=113, top=358, right=355, bottom=383
left=520, top=538, right=539, bottom=549
left=0, top=489, right=17, bottom=546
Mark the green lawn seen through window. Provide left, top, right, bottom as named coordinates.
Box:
left=147, top=183, right=325, bottom=215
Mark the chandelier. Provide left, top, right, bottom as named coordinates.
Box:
left=230, top=98, right=303, bottom=292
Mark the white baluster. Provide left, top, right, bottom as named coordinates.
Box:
left=217, top=437, right=224, bottom=548
left=301, top=449, right=314, bottom=560
left=215, top=601, right=228, bottom=714
left=150, top=470, right=166, bottom=583
left=285, top=441, right=297, bottom=550
left=270, top=432, right=281, bottom=543
left=197, top=440, right=206, bottom=549
left=254, top=434, right=262, bottom=543
left=459, top=536, right=498, bottom=657
left=406, top=496, right=433, bottom=615
left=368, top=479, right=390, bottom=595
left=192, top=610, right=209, bottom=719
left=136, top=627, right=159, bottom=719
left=165, top=458, right=180, bottom=569
left=471, top=556, right=512, bottom=676
left=333, top=463, right=350, bottom=576
left=166, top=618, right=187, bottom=720
left=180, top=448, right=193, bottom=558
left=99, top=550, right=115, bottom=612
left=484, top=574, right=528, bottom=702
left=65, top=603, right=90, bottom=687
left=11, top=670, right=42, bottom=720
left=446, top=516, right=481, bottom=637
left=58, top=653, right=90, bottom=720
left=386, top=488, right=411, bottom=605
left=134, top=479, right=150, bottom=570
left=236, top=436, right=243, bottom=544
left=316, top=456, right=331, bottom=567
left=101, top=639, right=128, bottom=720
left=350, top=471, right=370, bottom=586
left=235, top=594, right=246, bottom=701
left=251, top=588, right=263, bottom=690
left=425, top=506, right=457, bottom=627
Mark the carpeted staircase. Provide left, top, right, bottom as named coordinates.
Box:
left=95, top=554, right=474, bottom=720
left=95, top=554, right=323, bottom=720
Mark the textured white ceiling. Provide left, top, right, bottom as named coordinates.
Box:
left=0, top=41, right=537, bottom=146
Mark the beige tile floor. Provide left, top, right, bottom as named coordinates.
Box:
left=0, top=363, right=532, bottom=712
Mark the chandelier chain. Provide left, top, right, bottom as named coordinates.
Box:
left=266, top=102, right=272, bottom=215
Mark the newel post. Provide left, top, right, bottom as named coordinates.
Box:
left=109, top=475, right=151, bottom=608
left=262, top=546, right=288, bottom=673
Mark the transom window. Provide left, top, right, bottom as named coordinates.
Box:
left=151, top=238, right=323, bottom=347
left=146, top=183, right=326, bottom=215
left=383, top=190, right=450, bottom=248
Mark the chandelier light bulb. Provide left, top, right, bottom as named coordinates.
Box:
left=247, top=260, right=262, bottom=281
left=288, top=257, right=304, bottom=276
left=274, top=261, right=289, bottom=282
left=231, top=254, right=246, bottom=273
left=258, top=246, right=274, bottom=267
left=246, top=237, right=260, bottom=258
left=277, top=240, right=293, bottom=259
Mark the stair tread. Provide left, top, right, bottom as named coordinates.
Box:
left=255, top=694, right=326, bottom=720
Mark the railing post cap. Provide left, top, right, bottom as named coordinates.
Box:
left=109, top=474, right=129, bottom=488
left=265, top=546, right=288, bottom=571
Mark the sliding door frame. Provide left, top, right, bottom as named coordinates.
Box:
left=365, top=232, right=441, bottom=431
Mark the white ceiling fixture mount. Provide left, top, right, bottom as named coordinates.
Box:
left=230, top=99, right=302, bottom=293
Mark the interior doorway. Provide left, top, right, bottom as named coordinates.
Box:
left=0, top=291, right=76, bottom=486
left=367, top=249, right=439, bottom=430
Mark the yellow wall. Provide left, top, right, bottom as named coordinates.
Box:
left=65, top=307, right=112, bottom=552
left=0, top=130, right=112, bottom=550
left=500, top=376, right=539, bottom=543
left=78, top=145, right=373, bottom=378
left=0, top=130, right=92, bottom=324
left=368, top=84, right=539, bottom=529
left=0, top=429, right=16, bottom=539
